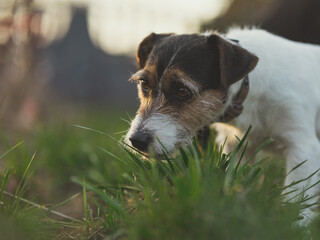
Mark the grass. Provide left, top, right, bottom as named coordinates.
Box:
left=0, top=145, right=56, bottom=240
left=1, top=111, right=320, bottom=239
left=71, top=126, right=313, bottom=240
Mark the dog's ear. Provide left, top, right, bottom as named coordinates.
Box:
left=207, top=34, right=259, bottom=90
left=136, top=33, right=173, bottom=69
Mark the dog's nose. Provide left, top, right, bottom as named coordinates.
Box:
left=129, top=131, right=150, bottom=152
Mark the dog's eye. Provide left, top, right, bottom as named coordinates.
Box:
left=141, top=80, right=150, bottom=92
left=177, top=87, right=191, bottom=99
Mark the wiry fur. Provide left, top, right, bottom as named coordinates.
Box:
left=126, top=28, right=320, bottom=223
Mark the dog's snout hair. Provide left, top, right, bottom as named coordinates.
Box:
left=126, top=112, right=189, bottom=154
left=125, top=88, right=226, bottom=154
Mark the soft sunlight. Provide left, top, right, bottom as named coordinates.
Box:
left=33, top=0, right=227, bottom=55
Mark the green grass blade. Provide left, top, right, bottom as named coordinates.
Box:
left=0, top=169, right=10, bottom=200
left=3, top=190, right=79, bottom=221
left=14, top=152, right=36, bottom=197
left=0, top=141, right=23, bottom=160
left=235, top=141, right=248, bottom=173
left=72, top=125, right=119, bottom=143
left=98, top=147, right=122, bottom=161
left=49, top=192, right=81, bottom=211
left=72, top=177, right=126, bottom=215
left=83, top=177, right=88, bottom=221
left=241, top=138, right=273, bottom=168
left=287, top=160, right=308, bottom=176
left=233, top=125, right=252, bottom=153
left=179, top=147, right=189, bottom=169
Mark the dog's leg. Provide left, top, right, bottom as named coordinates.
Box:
left=284, top=133, right=320, bottom=224
left=212, top=123, right=244, bottom=155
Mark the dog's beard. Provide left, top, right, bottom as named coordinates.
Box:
left=125, top=113, right=192, bottom=155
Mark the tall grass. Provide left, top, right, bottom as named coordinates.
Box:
left=0, top=143, right=56, bottom=240
left=72, top=126, right=318, bottom=240
left=1, top=118, right=320, bottom=239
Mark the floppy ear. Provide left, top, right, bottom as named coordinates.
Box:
left=136, top=33, right=173, bottom=69
left=207, top=34, right=259, bottom=90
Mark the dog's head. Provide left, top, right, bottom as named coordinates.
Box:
left=125, top=32, right=258, bottom=155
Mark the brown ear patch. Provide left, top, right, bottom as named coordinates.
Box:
left=136, top=33, right=173, bottom=69
left=208, top=34, right=259, bottom=90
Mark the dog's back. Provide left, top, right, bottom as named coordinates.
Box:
left=224, top=29, right=320, bottom=154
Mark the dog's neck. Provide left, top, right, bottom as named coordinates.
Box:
left=218, top=76, right=250, bottom=123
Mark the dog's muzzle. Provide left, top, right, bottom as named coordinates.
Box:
left=126, top=113, right=189, bottom=155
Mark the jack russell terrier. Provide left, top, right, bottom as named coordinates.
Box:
left=125, top=28, right=320, bottom=223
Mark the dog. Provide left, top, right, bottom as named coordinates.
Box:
left=125, top=28, right=320, bottom=222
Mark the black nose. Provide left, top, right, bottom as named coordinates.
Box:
left=129, top=131, right=150, bottom=152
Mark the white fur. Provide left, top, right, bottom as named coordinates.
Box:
left=126, top=113, right=190, bottom=155
left=218, top=28, right=320, bottom=223
left=144, top=113, right=189, bottom=154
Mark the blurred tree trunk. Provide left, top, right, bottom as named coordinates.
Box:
left=262, top=0, right=320, bottom=44
left=0, top=0, right=44, bottom=130
left=202, top=0, right=320, bottom=44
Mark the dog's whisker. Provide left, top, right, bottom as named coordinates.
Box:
left=114, top=130, right=129, bottom=135
left=120, top=117, right=131, bottom=124
left=125, top=111, right=133, bottom=121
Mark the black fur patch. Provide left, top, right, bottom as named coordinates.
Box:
left=148, top=34, right=221, bottom=90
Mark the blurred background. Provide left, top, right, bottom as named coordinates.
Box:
left=1, top=0, right=320, bottom=131
left=0, top=0, right=320, bottom=219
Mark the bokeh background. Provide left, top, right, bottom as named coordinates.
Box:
left=1, top=0, right=320, bottom=223
left=1, top=0, right=320, bottom=130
